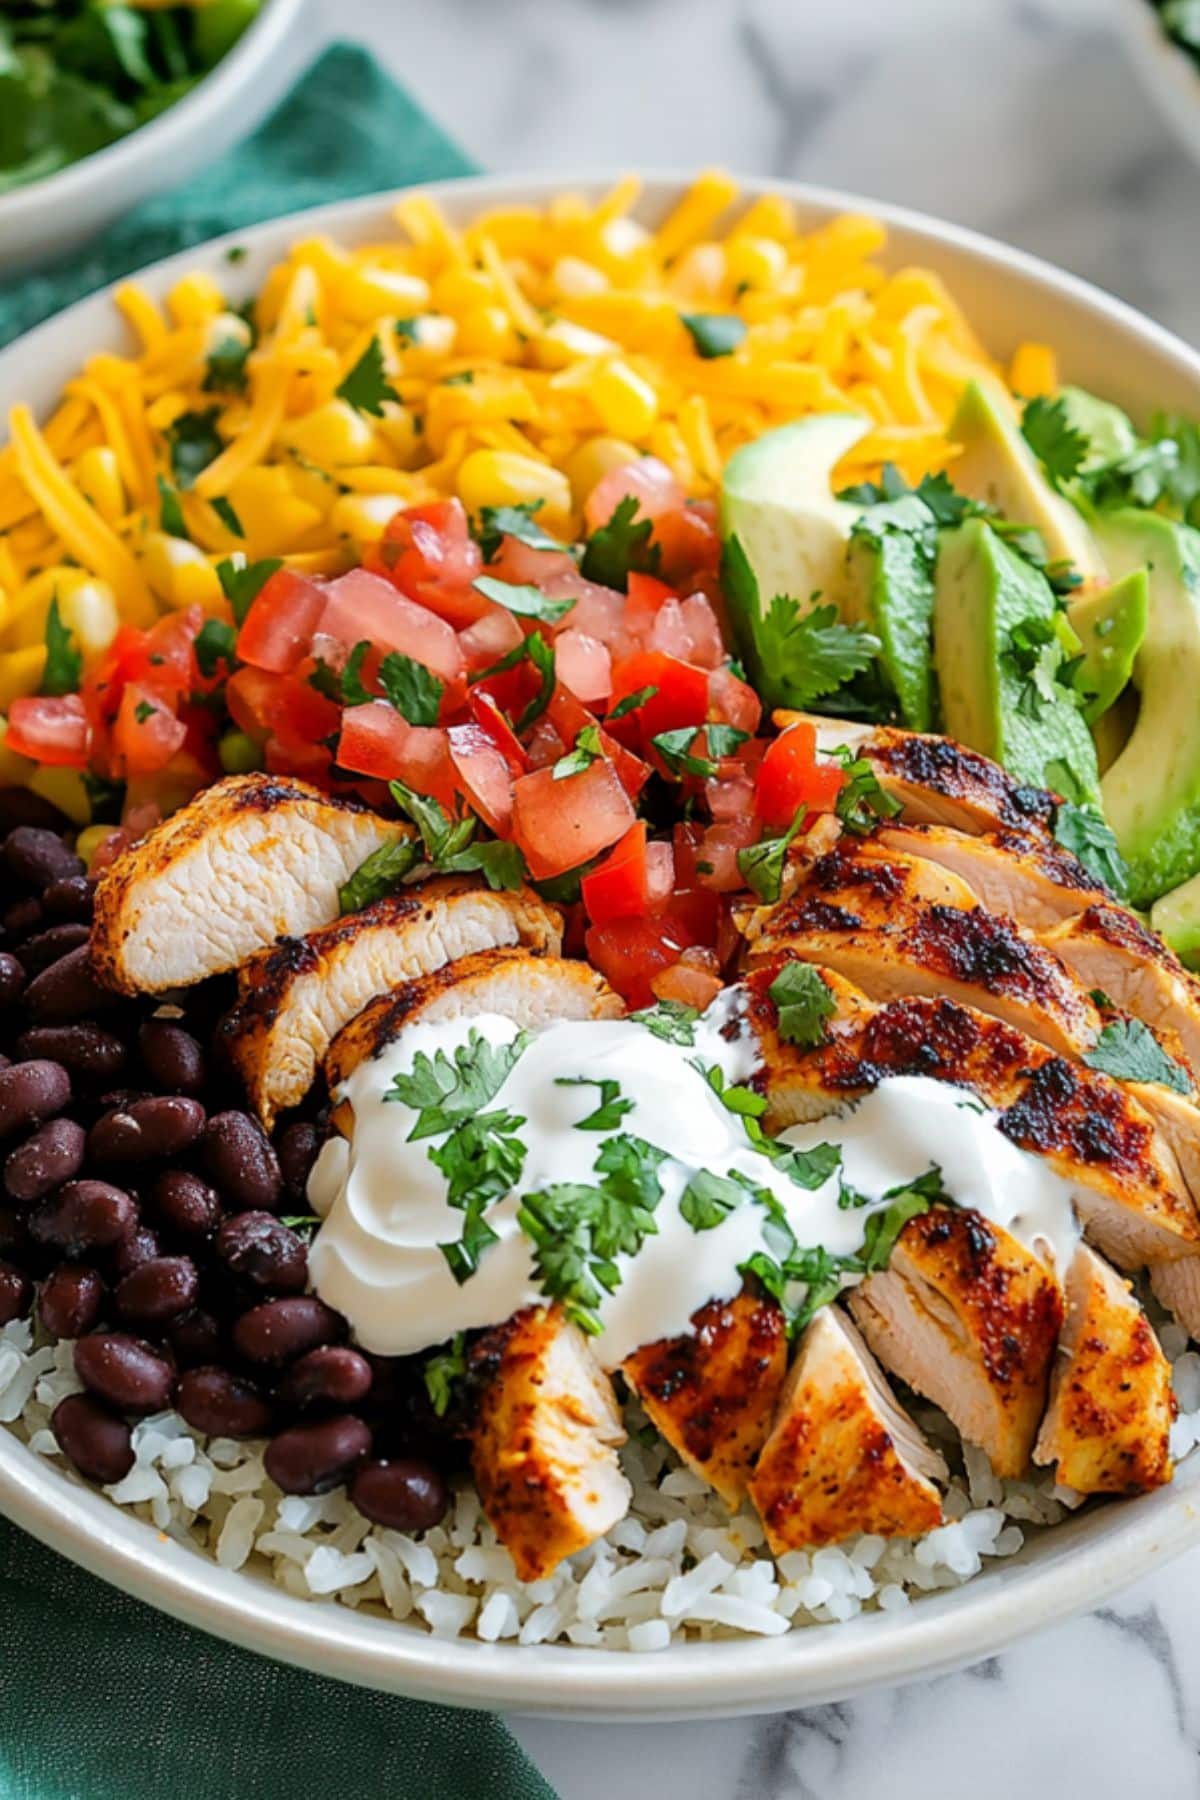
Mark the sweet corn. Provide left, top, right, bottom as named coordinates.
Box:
left=76, top=823, right=115, bottom=868
left=550, top=256, right=609, bottom=299
left=1009, top=341, right=1058, bottom=399
left=726, top=234, right=789, bottom=291
left=73, top=446, right=126, bottom=527
left=456, top=450, right=572, bottom=526
left=142, top=532, right=223, bottom=610
left=0, top=717, right=33, bottom=784
left=589, top=359, right=658, bottom=439
left=399, top=315, right=458, bottom=359
left=60, top=580, right=119, bottom=658
left=28, top=765, right=90, bottom=825
left=534, top=320, right=619, bottom=370
left=279, top=400, right=378, bottom=467
left=565, top=435, right=641, bottom=507
left=330, top=492, right=404, bottom=544
left=456, top=305, right=521, bottom=362
left=337, top=265, right=431, bottom=325
left=167, top=272, right=226, bottom=328
left=375, top=405, right=425, bottom=469
left=0, top=646, right=46, bottom=707
left=226, top=468, right=324, bottom=557
left=432, top=268, right=498, bottom=316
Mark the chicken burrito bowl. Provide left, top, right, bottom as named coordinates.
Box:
left=1, top=172, right=1200, bottom=1657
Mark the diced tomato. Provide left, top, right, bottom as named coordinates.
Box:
left=458, top=606, right=524, bottom=675
left=708, top=664, right=762, bottom=736
left=755, top=723, right=843, bottom=828
left=337, top=705, right=457, bottom=810
left=555, top=629, right=612, bottom=706
left=264, top=736, right=333, bottom=784
left=602, top=730, right=650, bottom=801
left=584, top=457, right=684, bottom=533
left=112, top=683, right=187, bottom=777
left=705, top=766, right=757, bottom=822
left=320, top=567, right=467, bottom=706
left=237, top=567, right=327, bottom=674
left=369, top=498, right=485, bottom=628
left=6, top=694, right=90, bottom=767
left=266, top=665, right=341, bottom=757
left=545, top=685, right=647, bottom=801
left=585, top=914, right=695, bottom=1010
left=541, top=570, right=625, bottom=647
left=650, top=946, right=723, bottom=1010
left=582, top=820, right=648, bottom=924
left=485, top=536, right=576, bottom=587
left=524, top=716, right=566, bottom=770
left=511, top=758, right=635, bottom=880
left=695, top=819, right=760, bottom=892
left=607, top=650, right=710, bottom=743
left=651, top=501, right=721, bottom=588
left=648, top=598, right=692, bottom=662
left=645, top=839, right=674, bottom=912
left=678, top=593, right=724, bottom=669
left=468, top=689, right=529, bottom=774
left=448, top=721, right=515, bottom=835
left=224, top=666, right=277, bottom=739
left=663, top=884, right=721, bottom=944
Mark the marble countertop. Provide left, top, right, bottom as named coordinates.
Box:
left=314, top=0, right=1200, bottom=1792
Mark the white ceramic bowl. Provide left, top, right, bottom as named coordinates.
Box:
left=2, top=174, right=1200, bottom=1720
left=0, top=0, right=310, bottom=271
left=1117, top=0, right=1200, bottom=162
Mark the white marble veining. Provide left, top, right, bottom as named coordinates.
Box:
left=321, top=0, right=1200, bottom=1791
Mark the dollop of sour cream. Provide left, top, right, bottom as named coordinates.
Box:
left=307, top=994, right=1083, bottom=1369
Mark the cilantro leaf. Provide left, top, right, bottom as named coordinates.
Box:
left=193, top=617, right=237, bottom=680
left=437, top=837, right=529, bottom=892
left=1083, top=1018, right=1191, bottom=1094
left=1021, top=395, right=1089, bottom=490
left=756, top=595, right=880, bottom=708
left=336, top=338, right=399, bottom=417
left=378, top=651, right=443, bottom=726
left=515, top=632, right=555, bottom=733
left=157, top=475, right=188, bottom=539
left=680, top=312, right=748, bottom=358
left=338, top=836, right=420, bottom=914
left=519, top=1161, right=661, bottom=1334
left=339, top=642, right=373, bottom=707
left=736, top=804, right=808, bottom=904
left=203, top=331, right=250, bottom=395
left=167, top=408, right=223, bottom=489
left=474, top=501, right=569, bottom=564
left=768, top=1140, right=842, bottom=1191
left=691, top=1059, right=768, bottom=1121
left=607, top=683, right=658, bottom=721
left=859, top=1186, right=935, bottom=1272
left=552, top=722, right=604, bottom=780
left=216, top=557, right=282, bottom=626
left=768, top=962, right=836, bottom=1048
left=386, top=1028, right=530, bottom=1139
left=423, top=1333, right=467, bottom=1417
left=211, top=496, right=244, bottom=538
left=40, top=596, right=82, bottom=698
left=629, top=1000, right=700, bottom=1045
left=652, top=723, right=748, bottom=780
left=591, top=1133, right=669, bottom=1210
left=579, top=495, right=661, bottom=592
left=556, top=1076, right=635, bottom=1131
left=830, top=751, right=903, bottom=835
left=472, top=574, right=575, bottom=624
left=1052, top=801, right=1129, bottom=898
left=680, top=1168, right=747, bottom=1232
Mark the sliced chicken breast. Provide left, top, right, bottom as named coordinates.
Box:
left=90, top=773, right=410, bottom=994
left=469, top=1305, right=631, bottom=1581
left=742, top=961, right=1200, bottom=1270
left=878, top=821, right=1109, bottom=929
left=1042, top=903, right=1200, bottom=1076
left=1150, top=1257, right=1200, bottom=1341
left=622, top=1287, right=788, bottom=1508
left=747, top=1305, right=946, bottom=1553
left=1034, top=1245, right=1175, bottom=1494
left=223, top=879, right=563, bottom=1127
left=847, top=1207, right=1063, bottom=1478
left=749, top=840, right=1101, bottom=1059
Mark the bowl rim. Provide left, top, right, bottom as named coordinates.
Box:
left=3, top=167, right=1200, bottom=1720
left=0, top=0, right=307, bottom=228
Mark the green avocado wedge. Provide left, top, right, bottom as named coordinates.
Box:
left=1067, top=568, right=1149, bottom=724
left=843, top=497, right=936, bottom=730
left=1151, top=871, right=1200, bottom=970
left=1096, top=509, right=1200, bottom=906
left=933, top=516, right=1102, bottom=804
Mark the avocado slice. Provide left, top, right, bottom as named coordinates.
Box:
left=1058, top=386, right=1139, bottom=472
left=950, top=377, right=1107, bottom=583
left=933, top=516, right=1102, bottom=804
left=1067, top=568, right=1149, bottom=723
left=719, top=414, right=870, bottom=635
left=1096, top=509, right=1200, bottom=905
left=843, top=496, right=935, bottom=730
left=1151, top=871, right=1200, bottom=970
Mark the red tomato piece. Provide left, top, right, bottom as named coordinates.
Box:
left=555, top=629, right=612, bottom=706
left=708, top=664, right=762, bottom=736
left=695, top=819, right=760, bottom=892
left=447, top=721, right=516, bottom=835
left=663, top=884, right=721, bottom=944
left=651, top=501, right=721, bottom=588
left=584, top=457, right=684, bottom=533
left=650, top=947, right=723, bottom=1010
left=6, top=694, right=90, bottom=767
left=585, top=914, right=695, bottom=1010
left=581, top=820, right=648, bottom=924
left=320, top=568, right=467, bottom=703
left=678, top=593, right=724, bottom=670
left=337, top=705, right=457, bottom=810
left=510, top=758, right=635, bottom=881
left=237, top=567, right=327, bottom=674
left=369, top=498, right=484, bottom=627
left=458, top=606, right=524, bottom=675
left=645, top=839, right=674, bottom=913
left=607, top=650, right=710, bottom=742
left=484, top=536, right=575, bottom=587
left=468, top=689, right=530, bottom=774
left=112, top=683, right=187, bottom=777
left=755, top=723, right=843, bottom=828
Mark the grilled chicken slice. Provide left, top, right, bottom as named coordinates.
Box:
left=469, top=1305, right=631, bottom=1581
left=622, top=1287, right=788, bottom=1508
left=325, top=948, right=622, bottom=1130
left=749, top=839, right=1101, bottom=1059
left=878, top=821, right=1108, bottom=930
left=223, top=879, right=563, bottom=1128
left=775, top=714, right=1058, bottom=837
left=1033, top=1245, right=1174, bottom=1493
left=847, top=1207, right=1063, bottom=1478
left=743, top=961, right=1200, bottom=1270
left=90, top=773, right=409, bottom=994
left=1042, top=903, right=1200, bottom=1076
left=748, top=1305, right=946, bottom=1553
left=1150, top=1257, right=1200, bottom=1341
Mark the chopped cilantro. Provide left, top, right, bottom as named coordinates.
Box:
left=515, top=632, right=555, bottom=734
left=552, top=722, right=604, bottom=780
left=442, top=370, right=475, bottom=386
left=166, top=408, right=223, bottom=489
left=193, top=617, right=237, bottom=680
left=157, top=475, right=188, bottom=539
left=386, top=1027, right=530, bottom=1139
left=336, top=338, right=399, bottom=417
left=203, top=331, right=250, bottom=395
left=519, top=1146, right=663, bottom=1334
left=1052, top=801, right=1129, bottom=898
left=216, top=557, right=282, bottom=626
left=211, top=495, right=244, bottom=538
left=379, top=652, right=443, bottom=726
left=40, top=596, right=82, bottom=698
left=423, top=1333, right=467, bottom=1417
left=652, top=723, right=748, bottom=780
left=607, top=683, right=658, bottom=721
left=768, top=962, right=836, bottom=1048
left=579, top=495, right=661, bottom=592
left=680, top=1168, right=747, bottom=1232
left=722, top=535, right=880, bottom=709
left=337, top=836, right=421, bottom=914
left=680, top=312, right=748, bottom=358
left=830, top=751, right=903, bottom=835
left=557, top=1076, right=635, bottom=1131
left=133, top=699, right=156, bottom=725
left=1021, top=395, right=1089, bottom=490
left=386, top=779, right=527, bottom=891
left=474, top=501, right=569, bottom=564
left=736, top=804, right=808, bottom=904
left=628, top=999, right=700, bottom=1045
left=1083, top=1018, right=1191, bottom=1094
left=472, top=574, right=575, bottom=624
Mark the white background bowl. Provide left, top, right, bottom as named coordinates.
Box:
left=1117, top=0, right=1200, bottom=162
left=0, top=0, right=311, bottom=271
left=2, top=172, right=1200, bottom=1719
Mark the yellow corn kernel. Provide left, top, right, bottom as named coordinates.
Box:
left=329, top=492, right=404, bottom=544
left=590, top=359, right=658, bottom=439
left=279, top=399, right=378, bottom=467
left=283, top=460, right=338, bottom=514
left=550, top=256, right=609, bottom=300
left=0, top=717, right=33, bottom=785
left=655, top=171, right=739, bottom=262
left=167, top=272, right=226, bottom=328
left=0, top=646, right=46, bottom=707
left=456, top=450, right=571, bottom=526
left=1009, top=341, right=1058, bottom=399
left=725, top=234, right=788, bottom=291
left=73, top=446, right=126, bottom=527
left=565, top=434, right=641, bottom=507
left=337, top=265, right=431, bottom=325
left=59, top=580, right=119, bottom=658
left=76, top=822, right=115, bottom=867
left=534, top=320, right=618, bottom=370
left=143, top=532, right=223, bottom=610
left=668, top=243, right=726, bottom=302
left=226, top=467, right=324, bottom=557
left=396, top=315, right=458, bottom=362
left=455, top=305, right=521, bottom=361
left=28, top=766, right=90, bottom=826
left=375, top=405, right=425, bottom=469
left=432, top=267, right=497, bottom=315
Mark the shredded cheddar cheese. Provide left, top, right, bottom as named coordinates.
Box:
left=0, top=170, right=1039, bottom=711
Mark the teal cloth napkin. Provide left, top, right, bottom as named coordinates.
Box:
left=0, top=44, right=556, bottom=1800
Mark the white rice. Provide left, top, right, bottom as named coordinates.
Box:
left=2, top=1313, right=1195, bottom=1650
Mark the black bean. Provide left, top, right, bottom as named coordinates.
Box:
left=152, top=1170, right=221, bottom=1239
left=277, top=1121, right=319, bottom=1203
left=0, top=953, right=25, bottom=1007
left=214, top=1211, right=305, bottom=1292
left=202, top=1111, right=282, bottom=1212
left=0, top=1258, right=31, bottom=1323
left=25, top=946, right=115, bottom=1023
left=264, top=1415, right=371, bottom=1495
left=350, top=1458, right=448, bottom=1532
left=16, top=922, right=90, bottom=976
left=113, top=1226, right=159, bottom=1278
left=52, top=1394, right=134, bottom=1484
left=280, top=1345, right=372, bottom=1410
left=29, top=1179, right=136, bottom=1255
left=15, top=1024, right=127, bottom=1082
left=168, top=1308, right=225, bottom=1367
left=0, top=789, right=68, bottom=835
left=232, top=1295, right=344, bottom=1366
left=74, top=1331, right=174, bottom=1413
left=42, top=876, right=94, bottom=922
left=177, top=1367, right=272, bottom=1439
left=0, top=1208, right=31, bottom=1264
left=2, top=897, right=41, bottom=938
left=88, top=1095, right=205, bottom=1165
left=39, top=1264, right=104, bottom=1339
left=115, top=1255, right=198, bottom=1327
left=4, top=827, right=83, bottom=890
left=0, top=1060, right=70, bottom=1139
left=137, top=1018, right=205, bottom=1096
left=4, top=1117, right=86, bottom=1203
